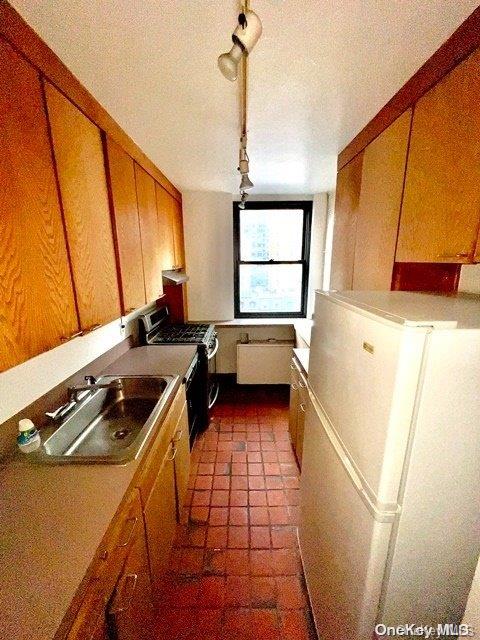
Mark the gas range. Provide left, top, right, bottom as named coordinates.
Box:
left=138, top=305, right=219, bottom=446
left=149, top=323, right=215, bottom=347
left=138, top=305, right=216, bottom=350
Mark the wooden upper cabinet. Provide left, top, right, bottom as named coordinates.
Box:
left=105, top=137, right=146, bottom=313
left=330, top=153, right=363, bottom=290
left=135, top=164, right=163, bottom=302
left=172, top=198, right=186, bottom=269
left=45, top=82, right=121, bottom=330
left=396, top=48, right=480, bottom=264
left=0, top=40, right=78, bottom=371
left=352, top=109, right=412, bottom=290
left=155, top=183, right=176, bottom=271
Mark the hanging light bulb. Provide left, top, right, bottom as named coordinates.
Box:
left=240, top=174, right=254, bottom=190
left=218, top=43, right=244, bottom=82
left=218, top=10, right=263, bottom=82
left=238, top=142, right=254, bottom=190
left=239, top=190, right=249, bottom=209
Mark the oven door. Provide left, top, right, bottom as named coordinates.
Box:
left=207, top=336, right=219, bottom=409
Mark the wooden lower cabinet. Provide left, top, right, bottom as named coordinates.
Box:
left=107, top=518, right=154, bottom=640
left=143, top=442, right=177, bottom=596
left=288, top=364, right=300, bottom=447
left=288, top=357, right=308, bottom=469
left=296, top=384, right=308, bottom=467
left=172, top=402, right=191, bottom=516
left=65, top=384, right=191, bottom=640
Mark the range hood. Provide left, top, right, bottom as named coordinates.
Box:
left=162, top=269, right=189, bottom=285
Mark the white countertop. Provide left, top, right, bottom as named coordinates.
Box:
left=0, top=345, right=197, bottom=640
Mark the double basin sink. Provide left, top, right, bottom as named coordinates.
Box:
left=36, top=375, right=178, bottom=465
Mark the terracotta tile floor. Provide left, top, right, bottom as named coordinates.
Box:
left=155, top=385, right=317, bottom=640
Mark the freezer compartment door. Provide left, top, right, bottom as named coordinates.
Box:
left=299, top=396, right=394, bottom=640
left=308, top=292, right=427, bottom=506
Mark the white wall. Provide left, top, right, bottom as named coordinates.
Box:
left=307, top=193, right=328, bottom=317
left=459, top=264, right=480, bottom=294
left=183, top=191, right=234, bottom=321
left=0, top=305, right=152, bottom=425
left=184, top=191, right=329, bottom=321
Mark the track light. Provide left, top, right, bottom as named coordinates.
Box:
left=239, top=190, right=249, bottom=209
left=218, top=9, right=262, bottom=82
left=240, top=174, right=254, bottom=190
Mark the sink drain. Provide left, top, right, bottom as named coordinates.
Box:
left=112, top=428, right=131, bottom=440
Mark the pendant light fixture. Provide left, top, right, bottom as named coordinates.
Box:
left=218, top=2, right=262, bottom=206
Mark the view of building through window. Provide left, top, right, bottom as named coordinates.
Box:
left=235, top=206, right=311, bottom=316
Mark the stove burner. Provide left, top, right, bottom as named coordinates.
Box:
left=151, top=323, right=213, bottom=345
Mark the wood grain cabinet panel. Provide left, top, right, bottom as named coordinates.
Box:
left=44, top=82, right=121, bottom=330
left=155, top=183, right=176, bottom=271
left=0, top=40, right=78, bottom=371
left=105, top=137, right=146, bottom=313
left=352, top=109, right=412, bottom=290
left=135, top=165, right=164, bottom=302
left=330, top=153, right=364, bottom=290
left=107, top=512, right=154, bottom=640
left=143, top=442, right=177, bottom=596
left=172, top=197, right=186, bottom=269
left=172, top=402, right=190, bottom=516
left=396, top=48, right=480, bottom=263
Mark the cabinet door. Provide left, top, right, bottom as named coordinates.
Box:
left=330, top=153, right=364, bottom=290
left=143, top=442, right=177, bottom=595
left=108, top=518, right=154, bottom=640
left=105, top=137, right=146, bottom=314
left=396, top=49, right=480, bottom=263
left=135, top=165, right=164, bottom=302
left=172, top=197, right=186, bottom=269
left=45, top=81, right=121, bottom=330
left=352, top=110, right=412, bottom=290
left=288, top=364, right=299, bottom=448
left=0, top=40, right=79, bottom=371
left=154, top=183, right=176, bottom=271
left=173, top=401, right=190, bottom=517
left=296, top=379, right=308, bottom=469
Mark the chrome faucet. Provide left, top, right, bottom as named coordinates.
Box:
left=45, top=376, right=123, bottom=422
left=68, top=377, right=123, bottom=402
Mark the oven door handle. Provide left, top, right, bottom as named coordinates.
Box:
left=207, top=337, right=219, bottom=361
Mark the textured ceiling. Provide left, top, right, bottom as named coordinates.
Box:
left=10, top=0, right=479, bottom=194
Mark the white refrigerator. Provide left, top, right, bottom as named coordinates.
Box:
left=299, top=291, right=480, bottom=640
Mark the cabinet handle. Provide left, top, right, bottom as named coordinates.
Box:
left=108, top=573, right=138, bottom=615
left=117, top=516, right=137, bottom=548
left=291, top=383, right=298, bottom=391
left=173, top=429, right=184, bottom=442
left=60, top=330, right=84, bottom=342
left=85, top=323, right=101, bottom=333
left=299, top=403, right=306, bottom=413
left=167, top=445, right=177, bottom=461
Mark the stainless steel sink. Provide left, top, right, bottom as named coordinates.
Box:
left=37, top=375, right=178, bottom=464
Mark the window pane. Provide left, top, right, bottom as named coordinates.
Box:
left=240, top=209, right=304, bottom=261
left=239, top=264, right=303, bottom=313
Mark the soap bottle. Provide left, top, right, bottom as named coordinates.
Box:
left=17, top=419, right=41, bottom=453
